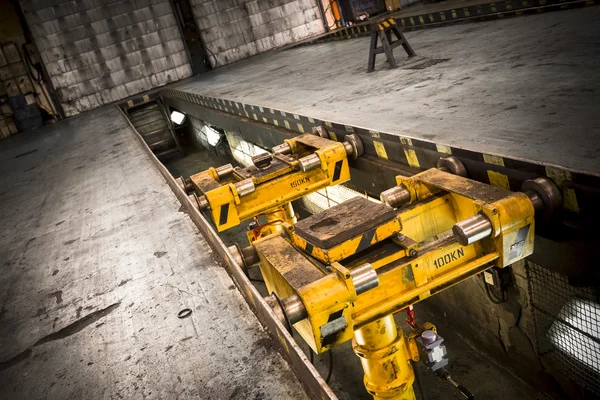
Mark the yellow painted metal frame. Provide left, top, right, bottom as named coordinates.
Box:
left=179, top=126, right=542, bottom=398
left=253, top=168, right=536, bottom=356
left=189, top=134, right=352, bottom=232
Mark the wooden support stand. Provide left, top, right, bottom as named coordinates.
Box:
left=367, top=17, right=416, bottom=73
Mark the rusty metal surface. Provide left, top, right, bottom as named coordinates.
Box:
left=254, top=236, right=326, bottom=290
left=119, top=106, right=338, bottom=400
left=295, top=197, right=396, bottom=249
left=189, top=171, right=221, bottom=193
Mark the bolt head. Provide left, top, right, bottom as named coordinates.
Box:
left=421, top=330, right=437, bottom=344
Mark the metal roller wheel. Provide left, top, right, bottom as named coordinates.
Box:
left=437, top=156, right=467, bottom=177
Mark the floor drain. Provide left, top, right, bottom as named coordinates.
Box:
left=404, top=58, right=450, bottom=70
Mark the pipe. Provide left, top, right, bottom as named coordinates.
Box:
left=351, top=263, right=379, bottom=295
left=452, top=214, right=493, bottom=246
left=380, top=185, right=411, bottom=208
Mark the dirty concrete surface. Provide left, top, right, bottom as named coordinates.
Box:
left=0, top=106, right=308, bottom=400
left=171, top=8, right=600, bottom=175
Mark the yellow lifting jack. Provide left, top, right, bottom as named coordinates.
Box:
left=183, top=130, right=561, bottom=400
left=185, top=131, right=364, bottom=239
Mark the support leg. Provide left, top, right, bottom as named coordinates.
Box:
left=353, top=315, right=416, bottom=400
left=385, top=29, right=393, bottom=45
left=367, top=32, right=378, bottom=73
left=392, top=26, right=416, bottom=57
left=379, top=31, right=397, bottom=68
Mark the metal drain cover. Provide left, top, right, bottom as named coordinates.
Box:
left=404, top=58, right=450, bottom=70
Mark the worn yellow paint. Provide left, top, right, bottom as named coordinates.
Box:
left=545, top=167, right=579, bottom=212
left=436, top=144, right=452, bottom=154
left=276, top=329, right=290, bottom=354
left=284, top=120, right=291, bottom=130
left=297, top=123, right=305, bottom=133
left=262, top=117, right=268, bottom=123
left=253, top=113, right=258, bottom=121
left=354, top=315, right=417, bottom=400
left=373, top=141, right=388, bottom=160
left=404, top=149, right=420, bottom=168
left=487, top=170, right=511, bottom=190
left=273, top=120, right=279, bottom=127
left=399, top=137, right=413, bottom=146
left=483, top=154, right=505, bottom=167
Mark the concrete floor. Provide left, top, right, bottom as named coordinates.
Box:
left=0, top=106, right=308, bottom=400
left=166, top=148, right=546, bottom=400
left=171, top=8, right=600, bottom=175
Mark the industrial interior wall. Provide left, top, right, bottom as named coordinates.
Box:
left=190, top=0, right=325, bottom=67
left=0, top=0, right=56, bottom=137
left=18, top=0, right=192, bottom=117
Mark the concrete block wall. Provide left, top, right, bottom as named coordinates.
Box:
left=191, top=0, right=325, bottom=67
left=19, top=0, right=192, bottom=117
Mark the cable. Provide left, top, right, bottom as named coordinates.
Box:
left=325, top=350, right=334, bottom=383
left=483, top=275, right=505, bottom=304
left=413, top=364, right=428, bottom=400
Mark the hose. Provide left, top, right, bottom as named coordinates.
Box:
left=326, top=350, right=334, bottom=383
left=483, top=274, right=505, bottom=304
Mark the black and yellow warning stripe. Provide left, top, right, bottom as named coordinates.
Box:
left=162, top=87, right=600, bottom=222
left=377, top=17, right=397, bottom=31
left=123, top=94, right=155, bottom=109
left=291, top=218, right=401, bottom=264
left=305, top=0, right=598, bottom=45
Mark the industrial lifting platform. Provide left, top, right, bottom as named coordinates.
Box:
left=181, top=129, right=560, bottom=399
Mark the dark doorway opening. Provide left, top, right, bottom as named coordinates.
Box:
left=171, top=0, right=211, bottom=75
